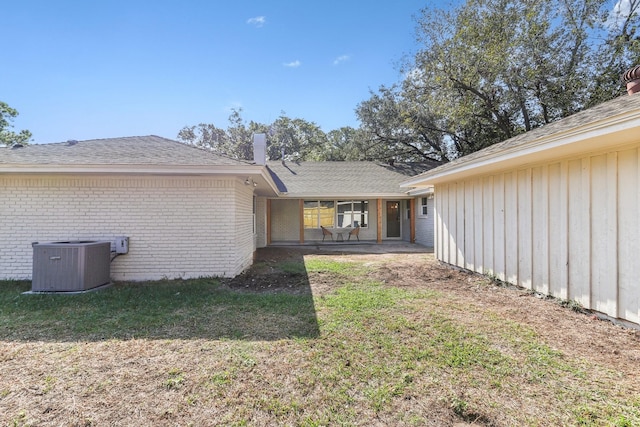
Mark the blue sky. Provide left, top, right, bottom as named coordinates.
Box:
left=2, top=1, right=445, bottom=143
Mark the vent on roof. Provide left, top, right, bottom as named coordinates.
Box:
left=623, top=65, right=640, bottom=96
left=66, top=140, right=78, bottom=146
left=11, top=144, right=24, bottom=149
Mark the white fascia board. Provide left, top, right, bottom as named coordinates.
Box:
left=402, top=110, right=640, bottom=186
left=406, top=186, right=434, bottom=197
left=253, top=168, right=280, bottom=195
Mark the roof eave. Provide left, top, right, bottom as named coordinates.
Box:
left=0, top=163, right=282, bottom=197
left=406, top=186, right=434, bottom=197
left=401, top=108, right=640, bottom=186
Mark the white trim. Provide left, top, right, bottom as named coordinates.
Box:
left=407, top=186, right=434, bottom=197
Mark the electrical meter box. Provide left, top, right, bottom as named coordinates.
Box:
left=114, top=236, right=129, bottom=254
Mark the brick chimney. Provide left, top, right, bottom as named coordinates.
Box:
left=252, top=133, right=267, bottom=165
left=622, top=65, right=640, bottom=95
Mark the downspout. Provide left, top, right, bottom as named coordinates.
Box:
left=299, top=199, right=305, bottom=244
left=266, top=199, right=272, bottom=246
left=410, top=198, right=416, bottom=243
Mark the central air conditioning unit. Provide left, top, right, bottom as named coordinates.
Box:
left=31, top=241, right=111, bottom=292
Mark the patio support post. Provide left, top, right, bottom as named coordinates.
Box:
left=410, top=198, right=416, bottom=243
left=266, top=199, right=272, bottom=245
left=377, top=198, right=382, bottom=244
left=299, top=199, right=305, bottom=244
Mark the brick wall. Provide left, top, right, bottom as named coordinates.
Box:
left=255, top=197, right=267, bottom=248
left=0, top=175, right=255, bottom=281
left=270, top=199, right=300, bottom=241
left=232, top=180, right=256, bottom=274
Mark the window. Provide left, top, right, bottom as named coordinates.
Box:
left=304, top=200, right=368, bottom=228
left=420, top=197, right=429, bottom=216
left=303, top=201, right=335, bottom=228
left=337, top=201, right=368, bottom=228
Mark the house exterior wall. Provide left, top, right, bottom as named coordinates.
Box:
left=402, top=200, right=411, bottom=242
left=269, top=198, right=391, bottom=242
left=255, top=196, right=267, bottom=248
left=0, top=174, right=255, bottom=281
left=433, top=145, right=640, bottom=325
left=233, top=180, right=258, bottom=275
left=270, top=199, right=300, bottom=241
left=414, top=196, right=434, bottom=248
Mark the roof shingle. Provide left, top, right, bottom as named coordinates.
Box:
left=0, top=135, right=249, bottom=167
left=267, top=160, right=439, bottom=196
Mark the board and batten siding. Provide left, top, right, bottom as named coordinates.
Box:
left=433, top=147, right=640, bottom=325
left=0, top=175, right=256, bottom=281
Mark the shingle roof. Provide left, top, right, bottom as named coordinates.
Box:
left=0, top=135, right=249, bottom=167
left=406, top=94, right=640, bottom=183
left=267, top=160, right=440, bottom=197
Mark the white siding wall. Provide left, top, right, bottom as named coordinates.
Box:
left=414, top=196, right=435, bottom=248
left=433, top=146, right=640, bottom=325
left=0, top=175, right=255, bottom=281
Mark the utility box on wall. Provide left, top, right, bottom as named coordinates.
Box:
left=113, top=236, right=129, bottom=254
left=32, top=241, right=111, bottom=292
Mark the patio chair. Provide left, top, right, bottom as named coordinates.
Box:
left=320, top=225, right=333, bottom=242
left=348, top=226, right=360, bottom=241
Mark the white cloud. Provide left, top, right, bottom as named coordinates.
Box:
left=605, top=0, right=635, bottom=30
left=333, top=55, right=350, bottom=65
left=247, top=16, right=266, bottom=27
left=283, top=60, right=301, bottom=68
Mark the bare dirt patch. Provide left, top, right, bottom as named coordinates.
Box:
left=228, top=247, right=640, bottom=386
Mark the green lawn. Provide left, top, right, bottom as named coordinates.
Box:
left=0, top=253, right=638, bottom=426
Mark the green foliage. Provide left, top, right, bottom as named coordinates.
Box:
left=0, top=101, right=32, bottom=147
left=177, top=108, right=367, bottom=162
left=177, top=108, right=268, bottom=160
left=357, top=0, right=640, bottom=161
left=164, top=368, right=185, bottom=389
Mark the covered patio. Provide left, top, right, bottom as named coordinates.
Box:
left=261, top=160, right=438, bottom=247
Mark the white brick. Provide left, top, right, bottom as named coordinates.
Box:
left=0, top=175, right=256, bottom=281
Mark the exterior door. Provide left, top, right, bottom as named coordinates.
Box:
left=386, top=201, right=401, bottom=238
